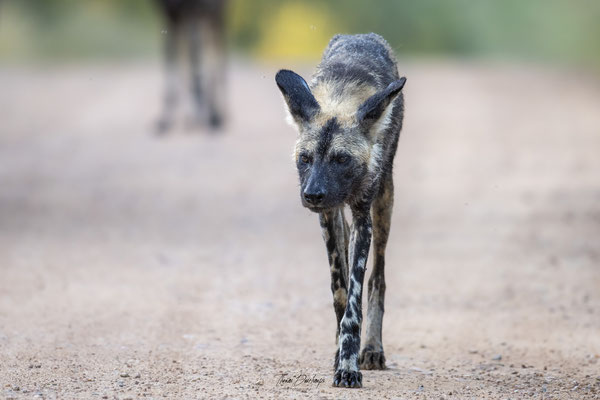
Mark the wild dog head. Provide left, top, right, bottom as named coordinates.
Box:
left=275, top=69, right=406, bottom=211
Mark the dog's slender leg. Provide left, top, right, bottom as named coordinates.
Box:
left=342, top=210, right=350, bottom=279
left=156, top=18, right=180, bottom=134
left=360, top=174, right=393, bottom=370
left=187, top=17, right=206, bottom=127
left=203, top=10, right=226, bottom=129
left=333, top=208, right=371, bottom=388
left=319, top=208, right=349, bottom=345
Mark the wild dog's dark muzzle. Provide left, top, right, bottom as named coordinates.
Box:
left=303, top=189, right=325, bottom=206
left=302, top=177, right=327, bottom=208
left=301, top=167, right=330, bottom=209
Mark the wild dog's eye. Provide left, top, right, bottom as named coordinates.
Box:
left=335, top=155, right=349, bottom=164
left=300, top=154, right=311, bottom=164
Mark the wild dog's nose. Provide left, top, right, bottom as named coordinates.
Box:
left=303, top=190, right=324, bottom=205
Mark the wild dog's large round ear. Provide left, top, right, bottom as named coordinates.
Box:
left=275, top=69, right=320, bottom=125
left=357, top=77, right=406, bottom=128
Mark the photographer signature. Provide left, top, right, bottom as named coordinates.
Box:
left=276, top=372, right=326, bottom=388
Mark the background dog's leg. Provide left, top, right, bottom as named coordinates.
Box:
left=203, top=8, right=226, bottom=129
left=333, top=209, right=371, bottom=388
left=188, top=17, right=205, bottom=128
left=319, top=208, right=349, bottom=346
left=156, top=17, right=180, bottom=134
left=360, top=174, right=393, bottom=370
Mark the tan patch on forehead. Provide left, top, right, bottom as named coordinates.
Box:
left=311, top=80, right=377, bottom=126
left=293, top=121, right=371, bottom=165
left=329, top=134, right=371, bottom=163
left=294, top=122, right=371, bottom=164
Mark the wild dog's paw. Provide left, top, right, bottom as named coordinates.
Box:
left=359, top=347, right=386, bottom=370
left=333, top=369, right=362, bottom=388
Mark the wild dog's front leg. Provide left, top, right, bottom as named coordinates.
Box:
left=360, top=175, right=393, bottom=370
left=333, top=210, right=371, bottom=388
left=319, top=209, right=349, bottom=344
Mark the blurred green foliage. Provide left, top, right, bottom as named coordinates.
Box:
left=0, top=0, right=160, bottom=61
left=230, top=0, right=600, bottom=68
left=1, top=0, right=600, bottom=69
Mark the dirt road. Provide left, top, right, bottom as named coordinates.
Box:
left=1, top=60, right=599, bottom=399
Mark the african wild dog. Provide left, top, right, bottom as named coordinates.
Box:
left=155, top=0, right=226, bottom=133
left=275, top=33, right=406, bottom=388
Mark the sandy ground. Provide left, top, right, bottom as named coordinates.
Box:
left=0, top=60, right=599, bottom=399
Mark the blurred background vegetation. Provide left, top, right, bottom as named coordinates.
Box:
left=1, top=0, right=600, bottom=69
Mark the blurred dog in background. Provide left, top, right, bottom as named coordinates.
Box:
left=155, top=0, right=227, bottom=133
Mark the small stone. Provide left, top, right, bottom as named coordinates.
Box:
left=120, top=372, right=130, bottom=378
left=492, top=354, right=502, bottom=361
